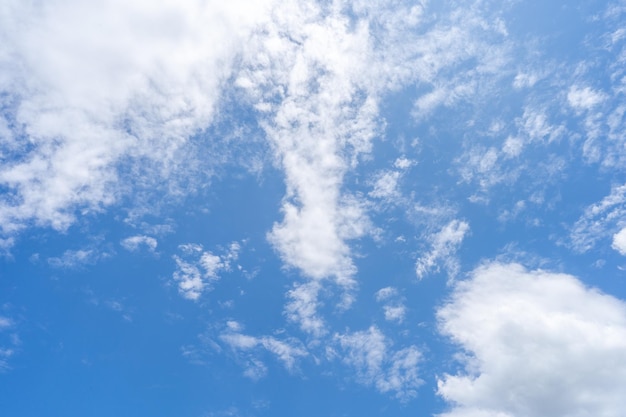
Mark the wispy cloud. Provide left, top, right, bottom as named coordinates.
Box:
left=335, top=326, right=422, bottom=401
left=48, top=248, right=108, bottom=269
left=219, top=321, right=308, bottom=378
left=415, top=219, right=469, bottom=280
left=0, top=314, right=19, bottom=372
left=570, top=183, right=626, bottom=253
left=120, top=235, right=157, bottom=253
left=375, top=287, right=407, bottom=323
left=172, top=241, right=241, bottom=300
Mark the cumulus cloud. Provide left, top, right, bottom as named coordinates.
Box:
left=172, top=241, right=241, bottom=300
left=415, top=220, right=469, bottom=280
left=437, top=262, right=626, bottom=417
left=335, top=326, right=422, bottom=401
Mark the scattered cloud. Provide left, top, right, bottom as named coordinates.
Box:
left=375, top=287, right=406, bottom=323
left=571, top=183, right=626, bottom=253
left=48, top=248, right=106, bottom=269
left=567, top=85, right=607, bottom=112
left=0, top=314, right=19, bottom=371
left=437, top=262, right=626, bottom=417
left=219, top=321, right=308, bottom=377
left=335, top=326, right=422, bottom=401
left=415, top=220, right=469, bottom=280
left=173, top=241, right=241, bottom=300
left=120, top=235, right=157, bottom=252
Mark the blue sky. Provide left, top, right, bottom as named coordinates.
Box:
left=2, top=0, right=626, bottom=416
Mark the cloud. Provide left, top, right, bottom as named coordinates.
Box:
left=369, top=170, right=402, bottom=200
left=567, top=85, right=607, bottom=111
left=219, top=321, right=308, bottom=376
left=0, top=0, right=278, bottom=235
left=284, top=281, right=326, bottom=337
left=612, top=227, right=626, bottom=255
left=375, top=287, right=406, bottom=323
left=368, top=158, right=415, bottom=204
left=120, top=235, right=157, bottom=252
left=437, top=262, right=626, bottom=417
left=172, top=241, right=241, bottom=300
left=335, top=326, right=422, bottom=401
left=235, top=0, right=511, bottom=333
left=0, top=314, right=19, bottom=371
left=0, top=0, right=519, bottom=343
left=0, top=317, right=12, bottom=330
left=415, top=220, right=469, bottom=280
left=571, top=183, right=626, bottom=253
left=47, top=248, right=103, bottom=269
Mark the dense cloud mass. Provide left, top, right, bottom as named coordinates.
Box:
left=437, top=263, right=626, bottom=417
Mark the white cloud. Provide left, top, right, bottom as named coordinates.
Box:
left=0, top=317, right=12, bottom=330
left=375, top=287, right=398, bottom=302
left=375, top=287, right=406, bottom=323
left=612, top=227, right=626, bottom=255
left=571, top=183, right=626, bottom=253
left=335, top=326, right=422, bottom=401
left=568, top=85, right=607, bottom=111
left=220, top=321, right=308, bottom=375
left=437, top=262, right=626, bottom=417
left=513, top=71, right=540, bottom=89
left=284, top=281, right=326, bottom=337
left=415, top=220, right=469, bottom=280
left=369, top=170, right=402, bottom=200
left=0, top=0, right=518, bottom=345
left=235, top=0, right=510, bottom=333
left=0, top=0, right=278, bottom=235
left=0, top=314, right=19, bottom=371
left=172, top=241, right=241, bottom=300
left=48, top=248, right=101, bottom=269
left=120, top=235, right=157, bottom=252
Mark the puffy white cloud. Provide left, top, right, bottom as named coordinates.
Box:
left=568, top=85, right=607, bottom=111
left=120, top=235, right=157, bottom=252
left=335, top=326, right=422, bottom=401
left=415, top=220, right=469, bottom=280
left=437, top=262, right=626, bottom=417
left=612, top=227, right=626, bottom=255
